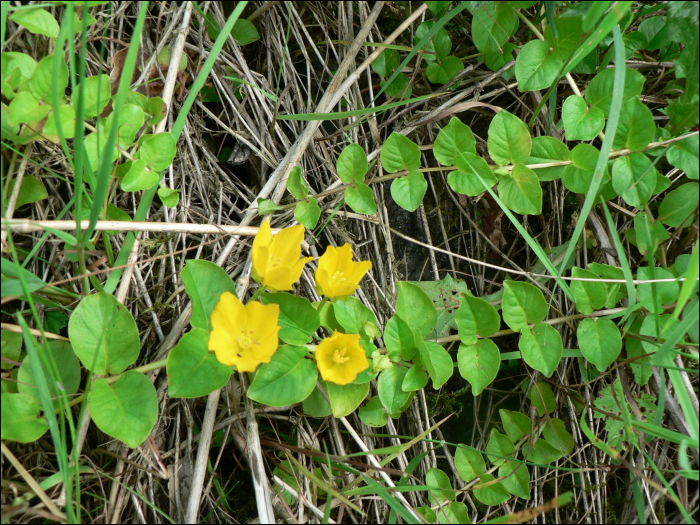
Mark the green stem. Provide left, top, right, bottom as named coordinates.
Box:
left=249, top=285, right=266, bottom=303
left=316, top=296, right=330, bottom=312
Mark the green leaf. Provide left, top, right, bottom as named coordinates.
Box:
left=450, top=152, right=497, bottom=196
left=543, top=418, right=575, bottom=455
left=167, top=328, right=233, bottom=398
left=359, top=396, right=389, bottom=427
left=231, top=19, right=259, bottom=45
left=455, top=446, right=486, bottom=483
left=522, top=379, right=556, bottom=416
left=272, top=461, right=298, bottom=505
left=499, top=460, right=530, bottom=499
left=577, top=317, right=622, bottom=371
left=457, top=339, right=500, bottom=396
left=519, top=323, right=563, bottom=378
left=43, top=104, right=76, bottom=139
left=526, top=136, right=570, bottom=181
left=8, top=91, right=51, bottom=125
left=426, top=56, right=464, bottom=84
left=337, top=143, right=368, bottom=184
left=487, top=110, right=532, bottom=166
left=88, top=371, right=158, bottom=448
left=18, top=340, right=80, bottom=409
left=1, top=330, right=23, bottom=369
left=589, top=262, right=627, bottom=308
left=498, top=164, right=542, bottom=215
left=437, top=501, right=473, bottom=524
left=334, top=297, right=378, bottom=336
left=287, top=165, right=308, bottom=199
left=426, top=468, right=456, bottom=503
left=666, top=134, right=699, bottom=179
left=426, top=1, right=451, bottom=16
left=586, top=67, right=645, bottom=117
left=658, top=183, right=698, bottom=228
left=626, top=211, right=670, bottom=257
left=473, top=473, right=510, bottom=505
left=105, top=103, right=145, bottom=148
left=486, top=429, right=515, bottom=466
left=294, top=199, right=321, bottom=229
left=612, top=152, right=657, bottom=208
left=261, top=293, right=320, bottom=346
left=471, top=3, right=517, bottom=55
left=29, top=54, right=68, bottom=101
left=327, top=381, right=369, bottom=418
left=434, top=117, right=476, bottom=166
left=396, top=282, right=438, bottom=338
left=381, top=132, right=421, bottom=172
left=384, top=315, right=419, bottom=361
left=418, top=340, right=453, bottom=389
left=640, top=313, right=680, bottom=355
left=372, top=48, right=400, bottom=77
left=562, top=95, right=605, bottom=141
left=9, top=8, right=59, bottom=38
left=499, top=409, right=533, bottom=442
left=613, top=97, right=655, bottom=151
left=571, top=267, right=608, bottom=314
left=455, top=292, right=500, bottom=345
left=525, top=439, right=562, bottom=464
left=7, top=174, right=48, bottom=208
left=378, top=366, right=411, bottom=417
left=257, top=198, right=284, bottom=215
left=139, top=132, right=177, bottom=171
left=1, top=393, right=49, bottom=443
left=72, top=74, right=111, bottom=118
left=1, top=52, right=37, bottom=94
left=248, top=346, right=317, bottom=407
left=158, top=186, right=181, bottom=208
left=390, top=170, right=427, bottom=212
left=302, top=385, right=332, bottom=417
left=561, top=143, right=608, bottom=194
left=502, top=280, right=548, bottom=331
left=181, top=259, right=237, bottom=332
left=121, top=159, right=158, bottom=192
left=380, top=73, right=412, bottom=99
left=401, top=365, right=429, bottom=391
left=637, top=267, right=680, bottom=314
left=68, top=292, right=140, bottom=375
left=416, top=22, right=452, bottom=61
left=345, top=182, right=377, bottom=215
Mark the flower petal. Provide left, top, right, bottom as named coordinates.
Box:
left=265, top=267, right=294, bottom=292
left=252, top=219, right=273, bottom=283
left=318, top=244, right=339, bottom=274
left=270, top=224, right=305, bottom=264
left=335, top=244, right=356, bottom=275
left=288, top=256, right=314, bottom=287
left=246, top=301, right=280, bottom=340
left=210, top=292, right=247, bottom=335
left=349, top=260, right=373, bottom=283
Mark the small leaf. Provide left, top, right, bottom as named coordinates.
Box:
left=577, top=317, right=622, bottom=371
left=418, top=340, right=453, bottom=389
left=426, top=468, right=456, bottom=503
left=231, top=19, right=260, bottom=45
left=248, top=346, right=317, bottom=407
left=471, top=3, right=517, bottom=55
left=499, top=409, right=533, bottom=442
left=9, top=91, right=50, bottom=125
left=486, top=429, right=515, bottom=467
left=434, top=117, right=476, bottom=166
left=612, top=153, right=657, bottom=208
left=519, top=323, right=563, bottom=378
left=261, top=293, right=320, bottom=346
left=498, top=164, right=542, bottom=215
left=522, top=379, right=557, bottom=416
left=526, top=136, right=570, bottom=181
left=457, top=339, right=500, bottom=396
left=9, top=8, right=60, bottom=38
left=455, top=446, right=486, bottom=483
left=456, top=292, right=500, bottom=345
left=327, top=381, right=370, bottom=418
left=396, top=282, right=438, bottom=338
left=571, top=267, right=608, bottom=314
left=43, top=104, right=76, bottom=140
left=543, top=418, right=575, bottom=455
left=562, top=95, right=605, bottom=141
left=359, top=396, right=389, bottom=427
left=158, top=186, right=181, bottom=208
left=666, top=134, right=699, bottom=179
left=384, top=315, right=419, bottom=361
left=372, top=48, right=400, bottom=77
left=380, top=73, right=412, bottom=99
left=287, top=165, right=308, bottom=199
left=139, top=132, right=177, bottom=171
left=613, top=97, right=655, bottom=152
left=257, top=198, right=284, bottom=215
left=337, top=143, right=368, bottom=183
left=561, top=143, right=607, bottom=194
left=437, top=501, right=473, bottom=524
left=499, top=460, right=530, bottom=499
left=88, top=371, right=158, bottom=448
left=487, top=110, right=532, bottom=166
left=637, top=267, right=679, bottom=314
left=525, top=439, right=562, bottom=464
left=7, top=174, right=48, bottom=208
left=345, top=182, right=377, bottom=215
left=381, top=132, right=421, bottom=172
left=72, top=75, right=111, bottom=118
left=390, top=170, right=427, bottom=212
left=416, top=22, right=452, bottom=61
left=450, top=152, right=497, bottom=196
left=18, top=340, right=80, bottom=409
left=121, top=159, right=158, bottom=192
left=378, top=367, right=411, bottom=417
left=302, top=386, right=332, bottom=417
left=502, top=281, right=548, bottom=331
left=402, top=365, right=429, bottom=391
left=473, top=473, right=510, bottom=505
left=426, top=55, right=464, bottom=84
left=181, top=259, right=237, bottom=332
left=29, top=54, right=68, bottom=101
left=586, top=67, right=645, bottom=117
left=1, top=393, right=49, bottom=443
left=658, top=183, right=698, bottom=228
left=294, top=199, right=321, bottom=229
left=334, top=297, right=378, bottom=335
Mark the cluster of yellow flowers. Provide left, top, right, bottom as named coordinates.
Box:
left=208, top=219, right=373, bottom=385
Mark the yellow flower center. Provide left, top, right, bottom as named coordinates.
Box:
left=333, top=347, right=350, bottom=365
left=238, top=329, right=257, bottom=350
left=268, top=254, right=283, bottom=269
left=330, top=270, right=348, bottom=285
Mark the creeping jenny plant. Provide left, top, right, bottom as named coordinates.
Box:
left=316, top=332, right=370, bottom=385
left=316, top=244, right=373, bottom=300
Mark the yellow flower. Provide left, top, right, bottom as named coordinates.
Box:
left=316, top=332, right=369, bottom=385
left=252, top=219, right=314, bottom=292
left=209, top=292, right=281, bottom=372
left=315, top=244, right=372, bottom=299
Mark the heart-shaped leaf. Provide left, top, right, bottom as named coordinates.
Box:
left=562, top=95, right=605, bottom=141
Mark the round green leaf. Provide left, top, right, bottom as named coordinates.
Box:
left=68, top=292, right=140, bottom=375
left=456, top=293, right=500, bottom=345
left=18, top=340, right=80, bottom=408
left=231, top=19, right=260, bottom=45
left=44, top=104, right=76, bottom=139
left=88, top=371, right=158, bottom=448
left=666, top=135, right=699, bottom=179
left=1, top=330, right=23, bottom=369
left=359, top=396, right=389, bottom=427
left=327, top=381, right=369, bottom=418
left=455, top=446, right=486, bottom=483
left=334, top=296, right=378, bottom=335
left=637, top=267, right=679, bottom=314
left=72, top=75, right=111, bottom=118
left=543, top=418, right=575, bottom=455
left=526, top=136, right=570, bottom=181
left=302, top=385, right=332, bottom=417
left=416, top=22, right=452, bottom=61
left=571, top=267, right=608, bottom=314
left=167, top=328, right=234, bottom=398
left=107, top=103, right=145, bottom=148
left=426, top=56, right=463, bottom=84
left=294, top=199, right=321, bottom=229
left=139, top=132, right=177, bottom=171
left=613, top=97, right=655, bottom=152
left=451, top=152, right=497, bottom=195
left=396, top=282, right=438, bottom=338
left=585, top=67, right=645, bottom=117
left=158, top=186, right=181, bottom=208
left=473, top=473, right=510, bottom=506
left=257, top=198, right=284, bottom=215
left=345, top=182, right=377, bottom=215
left=248, top=346, right=317, bottom=407
left=372, top=48, right=400, bottom=77
left=7, top=174, right=48, bottom=208
left=457, top=339, right=499, bottom=396
left=1, top=393, right=49, bottom=443
left=9, top=8, right=59, bottom=38
left=515, top=39, right=559, bottom=92
left=658, top=182, right=698, bottom=228
left=287, top=165, right=308, bottom=199
left=471, top=3, right=517, bottom=55
left=337, top=144, right=368, bottom=183
left=381, top=73, right=412, bottom=99
left=29, top=54, right=68, bottom=101
left=9, top=91, right=51, bottom=125
left=1, top=52, right=37, bottom=92
left=434, top=117, right=476, bottom=166
left=502, top=281, right=548, bottom=331
left=381, top=132, right=421, bottom=172
left=488, top=111, right=532, bottom=166
left=384, top=315, right=419, bottom=361
left=120, top=159, right=158, bottom=192
left=390, top=170, right=427, bottom=212
left=519, top=323, right=563, bottom=378
left=561, top=143, right=602, bottom=194
left=526, top=439, right=562, bottom=464
left=562, top=95, right=605, bottom=141
left=499, top=409, right=533, bottom=442
left=522, top=379, right=556, bottom=416
left=402, top=365, right=429, bottom=392
left=577, top=317, right=622, bottom=371
left=261, top=293, right=320, bottom=346
left=437, top=501, right=473, bottom=524
left=498, top=164, right=542, bottom=215
left=486, top=428, right=515, bottom=466
left=418, top=340, right=453, bottom=389
left=640, top=314, right=681, bottom=355
left=612, top=153, right=657, bottom=208
left=499, top=460, right=530, bottom=499
left=181, top=259, right=237, bottom=332
left=426, top=468, right=455, bottom=503
left=378, top=366, right=411, bottom=417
